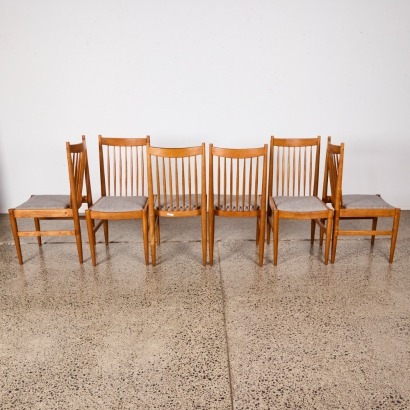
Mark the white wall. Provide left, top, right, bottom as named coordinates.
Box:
left=1, top=0, right=409, bottom=212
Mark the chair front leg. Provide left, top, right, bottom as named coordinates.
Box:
left=310, top=220, right=316, bottom=245
left=34, top=218, right=42, bottom=246
left=371, top=217, right=378, bottom=246
left=389, top=209, right=401, bottom=263
left=209, top=209, right=215, bottom=266
left=331, top=213, right=340, bottom=264
left=324, top=212, right=332, bottom=265
left=258, top=211, right=266, bottom=267
left=149, top=211, right=157, bottom=266
left=201, top=208, right=207, bottom=266
left=85, top=211, right=97, bottom=266
left=142, top=211, right=149, bottom=266
left=103, top=220, right=109, bottom=245
left=9, top=210, right=23, bottom=265
left=273, top=211, right=279, bottom=266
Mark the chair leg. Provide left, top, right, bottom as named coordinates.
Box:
left=34, top=218, right=42, bottom=246
left=149, top=212, right=157, bottom=266
left=371, top=217, right=378, bottom=246
left=324, top=213, right=332, bottom=265
left=310, top=220, right=316, bottom=245
left=201, top=209, right=207, bottom=266
left=142, top=212, right=149, bottom=266
left=103, top=220, right=109, bottom=245
left=256, top=216, right=260, bottom=246
left=319, top=219, right=325, bottom=246
left=209, top=210, right=215, bottom=266
left=266, top=207, right=272, bottom=244
left=71, top=212, right=83, bottom=264
left=156, top=216, right=160, bottom=245
left=258, top=212, right=266, bottom=267
left=273, top=212, right=279, bottom=266
left=331, top=214, right=340, bottom=264
left=9, top=210, right=23, bottom=265
left=389, top=209, right=401, bottom=263
left=85, top=211, right=97, bottom=266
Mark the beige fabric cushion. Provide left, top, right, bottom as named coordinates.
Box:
left=91, top=196, right=147, bottom=212
left=156, top=195, right=201, bottom=211
left=214, top=195, right=261, bottom=211
left=16, top=195, right=71, bottom=209
left=273, top=196, right=328, bottom=212
left=342, top=194, right=394, bottom=209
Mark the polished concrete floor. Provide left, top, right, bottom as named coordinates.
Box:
left=1, top=212, right=409, bottom=409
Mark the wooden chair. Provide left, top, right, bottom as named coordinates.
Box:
left=147, top=143, right=207, bottom=266
left=85, top=135, right=149, bottom=266
left=209, top=144, right=268, bottom=267
left=323, top=137, right=401, bottom=263
left=8, top=136, right=92, bottom=264
left=267, top=136, right=333, bottom=265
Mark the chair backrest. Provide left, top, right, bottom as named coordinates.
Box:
left=147, top=143, right=206, bottom=211
left=322, top=136, right=345, bottom=211
left=268, top=136, right=321, bottom=198
left=99, top=135, right=150, bottom=197
left=209, top=144, right=268, bottom=212
left=66, top=135, right=92, bottom=209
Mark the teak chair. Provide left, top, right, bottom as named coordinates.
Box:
left=8, top=136, right=92, bottom=264
left=322, top=137, right=401, bottom=263
left=208, top=144, right=268, bottom=267
left=147, top=143, right=207, bottom=266
left=85, top=135, right=149, bottom=266
left=267, top=136, right=333, bottom=265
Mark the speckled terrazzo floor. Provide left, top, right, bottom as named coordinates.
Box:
left=0, top=212, right=409, bottom=409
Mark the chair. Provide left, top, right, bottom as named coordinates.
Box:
left=266, top=136, right=333, bottom=265
left=85, top=135, right=149, bottom=266
left=147, top=143, right=207, bottom=266
left=8, top=136, right=92, bottom=264
left=322, top=137, right=401, bottom=263
left=209, top=144, right=268, bottom=267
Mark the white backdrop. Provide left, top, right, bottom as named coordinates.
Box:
left=1, top=0, right=410, bottom=212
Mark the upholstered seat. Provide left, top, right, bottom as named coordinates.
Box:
left=155, top=195, right=202, bottom=211
left=342, top=194, right=394, bottom=209
left=91, top=196, right=147, bottom=212
left=214, top=195, right=261, bottom=211
left=16, top=195, right=71, bottom=209
left=273, top=196, right=329, bottom=212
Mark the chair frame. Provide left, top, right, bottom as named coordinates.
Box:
left=322, top=137, right=401, bottom=263
left=147, top=143, right=207, bottom=266
left=85, top=135, right=149, bottom=266
left=266, top=136, right=333, bottom=265
left=208, top=144, right=268, bottom=267
left=8, top=136, right=92, bottom=264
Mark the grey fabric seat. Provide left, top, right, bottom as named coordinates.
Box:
left=273, top=196, right=328, bottom=212
left=16, top=195, right=71, bottom=209
left=90, top=196, right=147, bottom=212
left=155, top=195, right=201, bottom=211
left=342, top=194, right=394, bottom=209
left=214, top=195, right=261, bottom=211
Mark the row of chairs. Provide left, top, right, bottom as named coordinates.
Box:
left=8, top=136, right=401, bottom=267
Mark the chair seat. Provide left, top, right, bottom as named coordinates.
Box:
left=16, top=195, right=71, bottom=209
left=155, top=195, right=201, bottom=211
left=91, top=196, right=147, bottom=212
left=342, top=194, right=394, bottom=209
left=214, top=195, right=261, bottom=211
left=273, top=196, right=328, bottom=212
